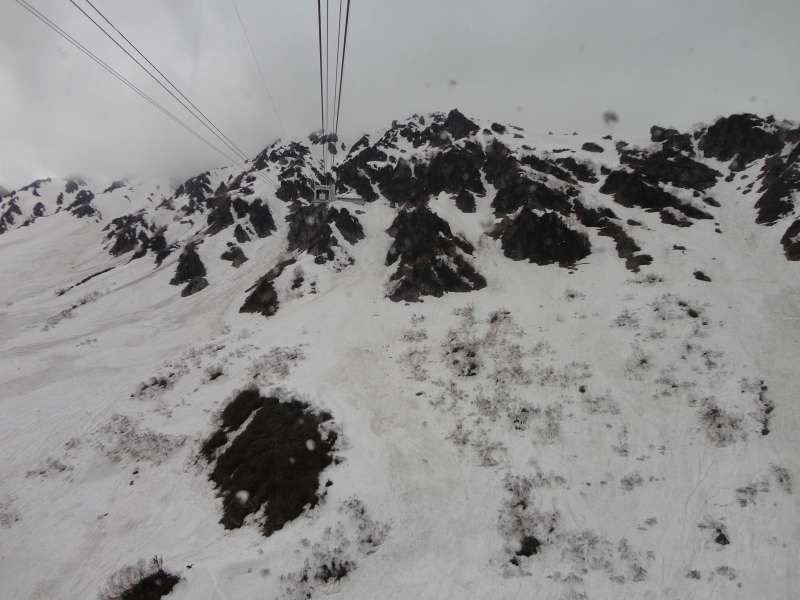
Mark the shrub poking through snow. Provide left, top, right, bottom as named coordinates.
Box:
left=201, top=388, right=337, bottom=536
left=99, top=556, right=180, bottom=600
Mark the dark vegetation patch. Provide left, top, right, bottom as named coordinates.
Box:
left=699, top=113, right=783, bottom=170
left=385, top=206, right=486, bottom=301
left=240, top=257, right=295, bottom=317
left=220, top=243, right=248, bottom=267
left=600, top=170, right=713, bottom=223
left=492, top=209, right=591, bottom=267
left=200, top=388, right=336, bottom=536
left=699, top=399, right=744, bottom=447
left=100, top=556, right=180, bottom=600
left=693, top=270, right=711, bottom=282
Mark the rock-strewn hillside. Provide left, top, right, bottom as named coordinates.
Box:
left=0, top=110, right=798, bottom=600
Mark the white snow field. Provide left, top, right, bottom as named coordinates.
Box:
left=0, top=111, right=798, bottom=599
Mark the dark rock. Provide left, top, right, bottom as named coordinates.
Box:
left=493, top=209, right=591, bottom=267
left=455, top=189, right=476, bottom=213
left=581, top=142, right=604, bottom=153
left=240, top=258, right=295, bottom=317
left=234, top=224, right=251, bottom=243
left=780, top=219, right=800, bottom=260
left=221, top=244, right=248, bottom=267
left=516, top=535, right=541, bottom=557
left=554, top=156, right=598, bottom=183
left=287, top=205, right=363, bottom=264
left=620, top=148, right=720, bottom=191
left=520, top=153, right=576, bottom=183
left=693, top=270, right=712, bottom=282
left=67, top=189, right=97, bottom=218
left=443, top=108, right=479, bottom=140
left=181, top=276, right=208, bottom=297
left=699, top=113, right=783, bottom=169
left=206, top=197, right=234, bottom=235
left=102, top=180, right=126, bottom=194
left=176, top=172, right=213, bottom=214
left=754, top=143, right=800, bottom=224
left=248, top=198, right=276, bottom=237
left=385, top=207, right=486, bottom=302
left=601, top=170, right=713, bottom=221
left=170, top=243, right=206, bottom=286
left=490, top=122, right=507, bottom=134
left=574, top=201, right=651, bottom=272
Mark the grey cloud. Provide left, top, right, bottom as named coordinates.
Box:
left=1, top=0, right=798, bottom=189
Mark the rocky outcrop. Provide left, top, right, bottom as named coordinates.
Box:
left=385, top=207, right=486, bottom=302
left=492, top=209, right=591, bottom=267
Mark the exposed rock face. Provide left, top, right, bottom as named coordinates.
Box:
left=240, top=257, right=296, bottom=317
left=600, top=170, right=713, bottom=224
left=699, top=113, right=783, bottom=169
left=754, top=141, right=800, bottom=224
left=66, top=189, right=97, bottom=218
left=170, top=243, right=207, bottom=290
left=620, top=148, right=720, bottom=191
left=581, top=142, right=604, bottom=153
left=780, top=219, right=800, bottom=260
left=385, top=206, right=486, bottom=302
left=286, top=205, right=364, bottom=264
left=221, top=243, right=248, bottom=267
left=181, top=276, right=209, bottom=297
left=492, top=209, right=591, bottom=267
left=176, top=173, right=213, bottom=215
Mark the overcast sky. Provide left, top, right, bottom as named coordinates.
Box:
left=1, top=0, right=798, bottom=189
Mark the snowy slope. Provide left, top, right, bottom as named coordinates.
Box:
left=0, top=110, right=799, bottom=600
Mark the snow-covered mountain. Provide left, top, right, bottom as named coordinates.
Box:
left=1, top=110, right=798, bottom=600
